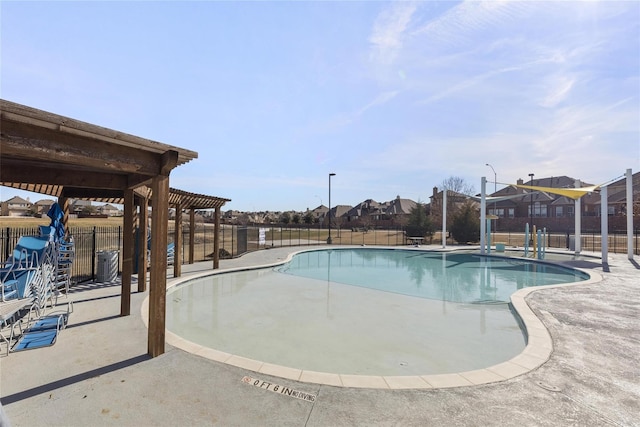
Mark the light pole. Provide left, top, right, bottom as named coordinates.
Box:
left=327, top=173, right=336, bottom=244
left=485, top=163, right=497, bottom=215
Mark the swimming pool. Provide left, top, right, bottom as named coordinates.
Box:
left=165, top=248, right=590, bottom=379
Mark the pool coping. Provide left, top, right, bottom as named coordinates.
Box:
left=141, top=246, right=603, bottom=390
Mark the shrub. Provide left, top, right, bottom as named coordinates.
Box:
left=450, top=202, right=480, bottom=244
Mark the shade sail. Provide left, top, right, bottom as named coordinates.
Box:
left=513, top=184, right=600, bottom=200
left=470, top=192, right=540, bottom=203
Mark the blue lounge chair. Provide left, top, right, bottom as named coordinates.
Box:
left=11, top=302, right=72, bottom=353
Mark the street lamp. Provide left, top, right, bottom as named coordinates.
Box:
left=327, top=173, right=336, bottom=244
left=485, top=163, right=497, bottom=215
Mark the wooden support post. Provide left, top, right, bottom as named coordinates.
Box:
left=58, top=195, right=70, bottom=240
left=121, top=188, right=134, bottom=316
left=189, top=209, right=195, bottom=264
left=148, top=174, right=169, bottom=357
left=213, top=206, right=221, bottom=269
left=137, top=196, right=148, bottom=292
left=174, top=202, right=182, bottom=278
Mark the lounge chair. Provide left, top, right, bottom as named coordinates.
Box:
left=0, top=298, right=33, bottom=356
left=0, top=235, right=60, bottom=354
left=167, top=242, right=175, bottom=266
left=146, top=236, right=176, bottom=267
left=39, top=225, right=76, bottom=295
left=11, top=301, right=73, bottom=353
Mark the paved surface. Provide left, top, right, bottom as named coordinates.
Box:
left=1, top=246, right=638, bottom=426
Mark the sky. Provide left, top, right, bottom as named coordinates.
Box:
left=1, top=0, right=638, bottom=212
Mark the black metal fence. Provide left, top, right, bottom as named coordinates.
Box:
left=1, top=225, right=638, bottom=286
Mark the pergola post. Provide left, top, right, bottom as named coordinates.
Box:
left=121, top=188, right=134, bottom=316
left=213, top=206, right=221, bottom=269
left=189, top=209, right=195, bottom=264
left=137, top=196, right=149, bottom=292
left=58, top=194, right=70, bottom=240
left=148, top=174, right=170, bottom=357
left=174, top=202, right=182, bottom=277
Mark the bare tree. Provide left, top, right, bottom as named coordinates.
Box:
left=439, top=176, right=476, bottom=225
left=440, top=176, right=475, bottom=196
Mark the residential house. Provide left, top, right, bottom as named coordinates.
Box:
left=33, top=199, right=56, bottom=216
left=326, top=205, right=352, bottom=227
left=429, top=187, right=475, bottom=219
left=383, top=196, right=417, bottom=222
left=345, top=199, right=384, bottom=223
left=97, top=204, right=122, bottom=217
left=308, top=205, right=329, bottom=223
left=70, top=199, right=93, bottom=216
left=589, top=172, right=640, bottom=217
left=0, top=196, right=32, bottom=216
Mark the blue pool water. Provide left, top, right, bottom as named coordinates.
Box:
left=166, top=249, right=589, bottom=376
left=276, top=249, right=589, bottom=304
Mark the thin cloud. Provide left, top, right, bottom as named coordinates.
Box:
left=411, top=0, right=533, bottom=45
left=538, top=76, right=576, bottom=108
left=369, top=1, right=418, bottom=65
left=355, top=90, right=400, bottom=116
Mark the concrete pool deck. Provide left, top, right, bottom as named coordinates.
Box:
left=1, top=246, right=638, bottom=426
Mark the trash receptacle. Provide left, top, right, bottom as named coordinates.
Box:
left=97, top=250, right=119, bottom=282
left=569, top=236, right=575, bottom=251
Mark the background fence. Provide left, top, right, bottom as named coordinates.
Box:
left=2, top=225, right=638, bottom=285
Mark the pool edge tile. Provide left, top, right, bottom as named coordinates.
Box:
left=486, top=361, right=531, bottom=379
left=340, top=374, right=389, bottom=389
left=195, top=347, right=233, bottom=363
left=299, top=370, right=343, bottom=387
left=458, top=369, right=506, bottom=385
left=509, top=352, right=548, bottom=370
left=383, top=375, right=432, bottom=389
left=226, top=355, right=264, bottom=372
left=259, top=363, right=303, bottom=381
left=421, top=373, right=474, bottom=388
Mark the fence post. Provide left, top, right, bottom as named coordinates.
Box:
left=91, top=226, right=97, bottom=281
left=118, top=225, right=122, bottom=274
left=4, top=227, right=10, bottom=261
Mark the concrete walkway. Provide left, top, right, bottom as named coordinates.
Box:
left=1, top=247, right=638, bottom=426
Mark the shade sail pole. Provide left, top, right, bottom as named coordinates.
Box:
left=601, top=185, right=608, bottom=266
left=480, top=177, right=486, bottom=255
left=442, top=188, right=447, bottom=248
left=575, top=179, right=581, bottom=255
left=627, top=168, right=634, bottom=260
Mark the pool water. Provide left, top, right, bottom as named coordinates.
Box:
left=166, top=249, right=588, bottom=376
left=277, top=249, right=589, bottom=303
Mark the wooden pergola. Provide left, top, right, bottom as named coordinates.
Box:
left=0, top=99, right=229, bottom=357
